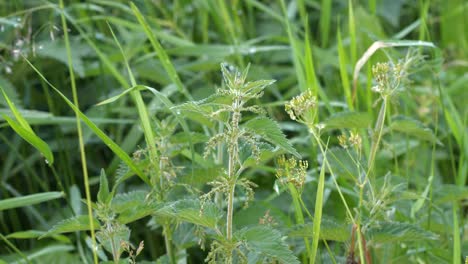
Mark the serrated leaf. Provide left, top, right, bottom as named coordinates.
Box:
left=390, top=116, right=441, bottom=144
left=235, top=226, right=300, bottom=264
left=0, top=192, right=63, bottom=211
left=323, top=111, right=372, bottom=130
left=367, top=221, right=438, bottom=244
left=97, top=169, right=111, bottom=204
left=96, top=224, right=130, bottom=255
left=112, top=190, right=159, bottom=224
left=155, top=200, right=222, bottom=229
left=42, top=215, right=101, bottom=238
left=288, top=217, right=351, bottom=242
left=243, top=117, right=300, bottom=158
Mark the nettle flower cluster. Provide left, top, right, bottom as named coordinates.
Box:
left=276, top=155, right=308, bottom=192
left=371, top=51, right=422, bottom=99
left=285, top=89, right=317, bottom=125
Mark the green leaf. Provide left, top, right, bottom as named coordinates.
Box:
left=367, top=221, right=438, bottom=243
left=310, top=156, right=327, bottom=263
left=322, top=111, right=372, bottom=130
left=97, top=169, right=111, bottom=204
left=130, top=2, right=190, bottom=99
left=1, top=86, right=54, bottom=165
left=113, top=191, right=158, bottom=224
left=390, top=116, right=441, bottom=145
left=155, top=200, right=222, bottom=229
left=41, top=215, right=101, bottom=238
left=0, top=192, right=63, bottom=211
left=243, top=117, right=300, bottom=158
left=0, top=75, right=20, bottom=107
left=6, top=230, right=70, bottom=243
left=96, top=224, right=130, bottom=255
left=2, top=115, right=54, bottom=165
left=288, top=217, right=351, bottom=242
left=235, top=226, right=300, bottom=264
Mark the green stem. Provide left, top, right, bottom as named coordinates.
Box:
left=367, top=98, right=387, bottom=180
left=59, top=1, right=98, bottom=263
left=163, top=224, right=176, bottom=264
left=288, top=184, right=311, bottom=261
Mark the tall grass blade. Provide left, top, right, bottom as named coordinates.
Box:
left=309, top=151, right=327, bottom=264
left=130, top=2, right=191, bottom=99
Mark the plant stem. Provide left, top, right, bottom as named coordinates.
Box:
left=226, top=182, right=236, bottom=241
left=163, top=224, right=176, bottom=264
left=367, top=98, right=387, bottom=180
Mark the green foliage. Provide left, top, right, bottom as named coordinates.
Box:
left=155, top=200, right=222, bottom=229
left=42, top=215, right=101, bottom=237
left=243, top=117, right=300, bottom=157
left=0, top=192, right=63, bottom=211
left=234, top=225, right=300, bottom=264
left=367, top=221, right=438, bottom=244
left=0, top=1, right=464, bottom=263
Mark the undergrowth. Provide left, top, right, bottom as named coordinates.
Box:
left=0, top=1, right=466, bottom=263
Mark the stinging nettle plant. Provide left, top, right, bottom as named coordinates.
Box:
left=191, top=63, right=300, bottom=264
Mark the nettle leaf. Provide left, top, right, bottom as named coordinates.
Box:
left=235, top=225, right=300, bottom=264
left=41, top=215, right=100, bottom=238
left=97, top=169, right=111, bottom=204
left=112, top=190, right=158, bottom=224
left=288, top=217, right=351, bottom=242
left=390, top=116, right=441, bottom=145
left=367, top=221, right=438, bottom=244
left=155, top=200, right=222, bottom=229
left=174, top=102, right=215, bottom=127
left=243, top=117, right=300, bottom=158
left=323, top=112, right=372, bottom=130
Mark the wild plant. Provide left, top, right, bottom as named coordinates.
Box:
left=283, top=50, right=436, bottom=263
left=183, top=63, right=301, bottom=264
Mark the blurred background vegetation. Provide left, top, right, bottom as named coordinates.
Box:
left=0, top=0, right=466, bottom=263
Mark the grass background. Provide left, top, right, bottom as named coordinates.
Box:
left=0, top=0, right=466, bottom=263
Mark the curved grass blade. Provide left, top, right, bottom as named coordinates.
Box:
left=0, top=87, right=54, bottom=164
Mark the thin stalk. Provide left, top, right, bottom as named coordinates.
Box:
left=366, top=98, right=387, bottom=179
left=59, top=1, right=98, bottom=263
left=288, top=184, right=311, bottom=261
left=226, top=182, right=236, bottom=241
left=163, top=223, right=176, bottom=264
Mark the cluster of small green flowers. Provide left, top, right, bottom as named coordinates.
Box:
left=338, top=131, right=362, bottom=151
left=371, top=55, right=416, bottom=98
left=285, top=89, right=317, bottom=124
left=276, top=155, right=308, bottom=191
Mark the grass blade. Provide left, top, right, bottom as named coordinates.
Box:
left=0, top=192, right=63, bottom=211
left=130, top=2, right=191, bottom=99
left=309, top=151, right=327, bottom=264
